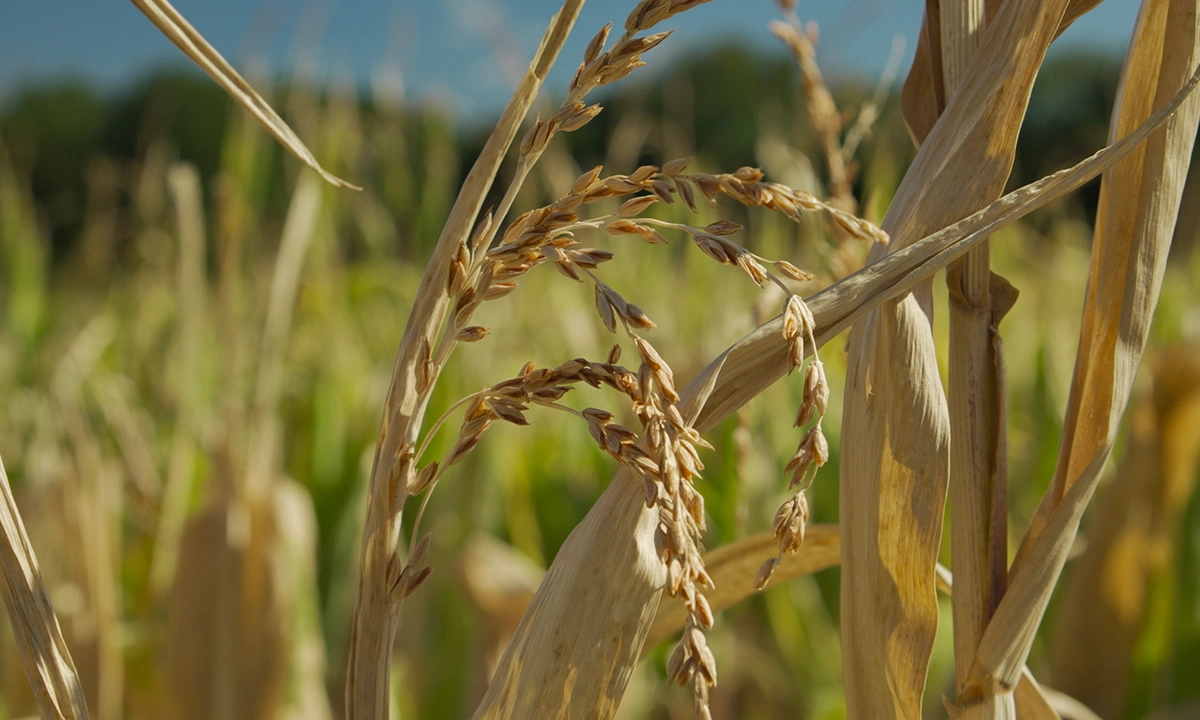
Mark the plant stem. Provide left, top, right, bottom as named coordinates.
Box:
left=343, top=4, right=586, bottom=717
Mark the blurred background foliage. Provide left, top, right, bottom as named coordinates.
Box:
left=2, top=31, right=1200, bottom=720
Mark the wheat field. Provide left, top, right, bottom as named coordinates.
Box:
left=2, top=0, right=1200, bottom=718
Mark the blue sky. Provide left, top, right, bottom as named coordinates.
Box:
left=1, top=1, right=1142, bottom=119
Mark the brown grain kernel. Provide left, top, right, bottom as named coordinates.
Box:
left=662, top=156, right=692, bottom=175
left=583, top=23, right=612, bottom=65
left=562, top=103, right=603, bottom=132
left=606, top=218, right=640, bottom=235
left=754, top=557, right=779, bottom=590
left=650, top=179, right=676, bottom=203
left=774, top=259, right=814, bottom=281
left=594, top=286, right=617, bottom=332
left=455, top=326, right=489, bottom=343
left=604, top=176, right=642, bottom=193
left=630, top=164, right=659, bottom=183
left=572, top=166, right=604, bottom=194
left=618, top=194, right=659, bottom=216
left=704, top=219, right=741, bottom=236
left=482, top=281, right=518, bottom=301
left=676, top=178, right=697, bottom=210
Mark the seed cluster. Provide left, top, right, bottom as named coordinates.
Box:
left=622, top=342, right=720, bottom=718
left=520, top=27, right=668, bottom=157
left=519, top=0, right=714, bottom=163
left=681, top=166, right=887, bottom=245
left=755, top=294, right=831, bottom=590
left=433, top=156, right=869, bottom=717
left=421, top=8, right=885, bottom=715
left=430, top=156, right=869, bottom=717
left=443, top=159, right=877, bottom=355
left=625, top=0, right=715, bottom=35
left=413, top=330, right=721, bottom=714
left=364, top=1, right=895, bottom=716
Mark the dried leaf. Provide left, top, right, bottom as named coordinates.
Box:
left=841, top=1, right=1079, bottom=714
left=966, top=0, right=1200, bottom=703
left=647, top=527, right=838, bottom=647
left=130, top=0, right=358, bottom=189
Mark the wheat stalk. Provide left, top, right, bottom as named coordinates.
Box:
left=339, top=4, right=638, bottom=716
left=147, top=164, right=206, bottom=598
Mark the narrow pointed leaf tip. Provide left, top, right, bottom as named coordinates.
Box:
left=130, top=0, right=361, bottom=190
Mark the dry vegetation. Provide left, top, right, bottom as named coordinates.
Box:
left=2, top=0, right=1200, bottom=718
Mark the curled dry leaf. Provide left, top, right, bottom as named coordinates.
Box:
left=838, top=0, right=1100, bottom=714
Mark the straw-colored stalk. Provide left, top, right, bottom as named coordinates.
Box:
left=148, top=165, right=206, bottom=598
left=0, top=452, right=90, bottom=719
left=344, top=7, right=586, bottom=717
left=51, top=321, right=124, bottom=720
left=934, top=565, right=1098, bottom=720
left=161, top=167, right=327, bottom=720
left=938, top=0, right=1010, bottom=706
left=849, top=0, right=1199, bottom=715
